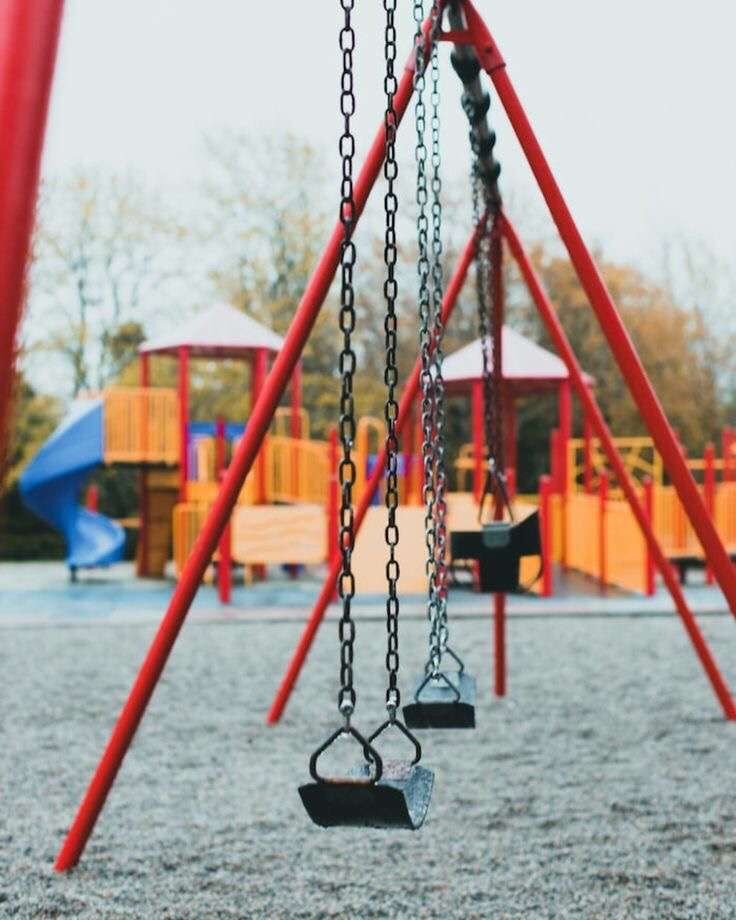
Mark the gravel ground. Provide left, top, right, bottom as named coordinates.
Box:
left=4, top=604, right=736, bottom=918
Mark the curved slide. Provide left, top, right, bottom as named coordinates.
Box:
left=20, top=399, right=125, bottom=571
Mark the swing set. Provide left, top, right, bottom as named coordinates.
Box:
left=4, top=0, right=736, bottom=867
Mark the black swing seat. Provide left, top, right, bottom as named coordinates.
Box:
left=451, top=509, right=541, bottom=593
left=299, top=760, right=434, bottom=830
left=403, top=670, right=476, bottom=729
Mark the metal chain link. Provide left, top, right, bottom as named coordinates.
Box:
left=382, top=0, right=401, bottom=718
left=413, top=0, right=440, bottom=677
left=336, top=0, right=358, bottom=721
left=428, top=17, right=450, bottom=672
left=472, top=165, right=495, bottom=466
left=472, top=161, right=507, bottom=513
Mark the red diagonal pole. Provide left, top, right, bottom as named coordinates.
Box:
left=267, top=220, right=483, bottom=725
left=463, top=0, right=736, bottom=615
left=54, top=12, right=442, bottom=872
left=0, top=0, right=64, bottom=469
left=502, top=213, right=736, bottom=720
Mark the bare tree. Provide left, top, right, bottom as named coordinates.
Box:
left=26, top=171, right=179, bottom=396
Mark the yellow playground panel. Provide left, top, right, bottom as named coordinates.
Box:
left=103, top=386, right=178, bottom=466
left=173, top=502, right=326, bottom=575
left=567, top=435, right=663, bottom=493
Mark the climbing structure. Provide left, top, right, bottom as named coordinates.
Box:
left=3, top=0, right=736, bottom=868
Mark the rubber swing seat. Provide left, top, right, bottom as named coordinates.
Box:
left=299, top=760, right=434, bottom=829
left=403, top=670, right=476, bottom=729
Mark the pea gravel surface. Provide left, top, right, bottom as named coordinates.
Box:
left=4, top=602, right=736, bottom=918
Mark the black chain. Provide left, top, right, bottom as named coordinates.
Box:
left=337, top=0, right=357, bottom=720
left=382, top=0, right=401, bottom=717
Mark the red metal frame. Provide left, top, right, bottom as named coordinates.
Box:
left=37, top=0, right=734, bottom=871
left=0, top=0, right=64, bottom=467
left=463, top=1, right=736, bottom=615
left=502, top=213, right=736, bottom=720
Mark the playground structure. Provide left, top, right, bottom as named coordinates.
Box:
left=5, top=0, right=736, bottom=868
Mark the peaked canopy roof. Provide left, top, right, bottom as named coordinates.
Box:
left=443, top=325, right=593, bottom=394
left=140, top=302, right=285, bottom=359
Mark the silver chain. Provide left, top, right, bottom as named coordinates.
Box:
left=428, top=24, right=450, bottom=670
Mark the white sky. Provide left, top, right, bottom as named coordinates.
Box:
left=42, top=0, right=736, bottom=274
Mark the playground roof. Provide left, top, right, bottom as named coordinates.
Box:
left=443, top=326, right=594, bottom=394
left=140, top=302, right=285, bottom=358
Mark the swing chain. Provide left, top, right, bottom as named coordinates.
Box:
left=428, top=19, right=450, bottom=670
left=414, top=1, right=439, bottom=676
left=383, top=0, right=401, bottom=717
left=473, top=163, right=510, bottom=519
left=337, top=0, right=358, bottom=721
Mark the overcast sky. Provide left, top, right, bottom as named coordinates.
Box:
left=42, top=0, right=736, bottom=275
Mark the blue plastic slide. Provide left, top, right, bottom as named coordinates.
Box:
left=20, top=399, right=125, bottom=571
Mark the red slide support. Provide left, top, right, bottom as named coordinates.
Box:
left=0, top=0, right=64, bottom=466
left=502, top=214, right=736, bottom=720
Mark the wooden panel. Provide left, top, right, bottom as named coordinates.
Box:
left=231, top=504, right=326, bottom=565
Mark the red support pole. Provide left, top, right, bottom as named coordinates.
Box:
left=502, top=212, right=736, bottom=720
left=137, top=353, right=151, bottom=578
left=85, top=484, right=99, bottom=513
left=215, top=417, right=231, bottom=605
left=644, top=477, right=655, bottom=596
left=506, top=466, right=516, bottom=502
left=54, top=21, right=443, bottom=870
left=583, top=411, right=594, bottom=494
left=177, top=347, right=189, bottom=502
left=471, top=379, right=484, bottom=501
left=469, top=8, right=736, bottom=616
left=267, top=221, right=482, bottom=725
left=490, top=217, right=506, bottom=698
left=0, top=0, right=64, bottom=469
left=504, top=392, right=517, bottom=488
left=598, top=470, right=608, bottom=592
left=704, top=442, right=716, bottom=586
left=539, top=474, right=553, bottom=597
